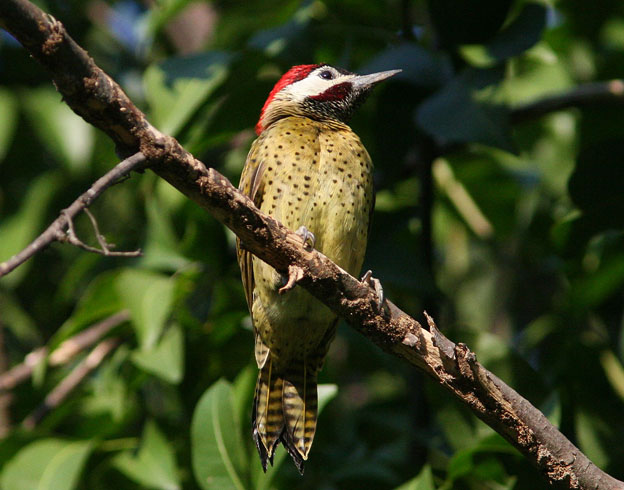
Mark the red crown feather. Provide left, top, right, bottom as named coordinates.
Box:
left=255, top=64, right=322, bottom=134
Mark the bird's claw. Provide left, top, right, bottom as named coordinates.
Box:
left=279, top=265, right=305, bottom=295
left=295, top=226, right=315, bottom=251
left=361, top=270, right=385, bottom=306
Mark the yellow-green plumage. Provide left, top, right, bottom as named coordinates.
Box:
left=239, top=116, right=373, bottom=470
left=236, top=64, right=398, bottom=473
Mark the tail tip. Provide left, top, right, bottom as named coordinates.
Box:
left=253, top=427, right=306, bottom=475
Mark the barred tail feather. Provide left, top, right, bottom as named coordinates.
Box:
left=282, top=362, right=318, bottom=463
left=252, top=359, right=319, bottom=475
left=252, top=359, right=284, bottom=470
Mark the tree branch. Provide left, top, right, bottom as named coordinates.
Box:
left=0, top=311, right=129, bottom=391
left=22, top=338, right=120, bottom=429
left=1, top=1, right=622, bottom=488
left=511, top=80, right=624, bottom=123
left=0, top=153, right=145, bottom=278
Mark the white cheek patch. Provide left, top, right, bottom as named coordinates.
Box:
left=283, top=72, right=352, bottom=101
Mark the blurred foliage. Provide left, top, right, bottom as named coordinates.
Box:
left=1, top=0, right=624, bottom=488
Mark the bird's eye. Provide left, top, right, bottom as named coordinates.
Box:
left=319, top=70, right=334, bottom=80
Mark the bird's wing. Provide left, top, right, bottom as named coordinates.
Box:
left=237, top=136, right=271, bottom=368
left=236, top=136, right=266, bottom=311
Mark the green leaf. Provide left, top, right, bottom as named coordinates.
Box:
left=416, top=70, right=513, bottom=151
left=0, top=290, right=42, bottom=347
left=0, top=88, right=18, bottom=161
left=575, top=410, right=609, bottom=470
left=52, top=271, right=124, bottom=347
left=140, top=194, right=190, bottom=271
left=144, top=51, right=232, bottom=136
left=363, top=43, right=451, bottom=88
left=116, top=269, right=175, bottom=349
left=113, top=420, right=181, bottom=490
left=0, top=172, right=61, bottom=288
left=248, top=1, right=326, bottom=56
left=486, top=3, right=547, bottom=61
left=132, top=323, right=185, bottom=383
left=145, top=0, right=197, bottom=37
left=21, top=88, right=93, bottom=173
left=1, top=439, right=92, bottom=490
left=191, top=379, right=248, bottom=490
left=394, top=465, right=435, bottom=490
left=82, top=346, right=133, bottom=424
left=461, top=3, right=548, bottom=67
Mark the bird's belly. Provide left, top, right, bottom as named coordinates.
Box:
left=251, top=125, right=373, bottom=365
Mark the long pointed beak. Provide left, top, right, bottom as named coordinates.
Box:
left=352, top=69, right=402, bottom=90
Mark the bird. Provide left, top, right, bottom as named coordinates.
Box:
left=237, top=63, right=400, bottom=474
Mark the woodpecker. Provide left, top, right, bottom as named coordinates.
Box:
left=237, top=64, right=400, bottom=473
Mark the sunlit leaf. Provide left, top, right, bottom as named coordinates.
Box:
left=132, top=323, right=185, bottom=383
left=144, top=51, right=232, bottom=136
left=116, top=268, right=175, bottom=349
left=191, top=379, right=248, bottom=490
left=21, top=88, right=93, bottom=173
left=393, top=465, right=435, bottom=490
left=52, top=271, right=124, bottom=346
left=1, top=439, right=92, bottom=490
left=140, top=194, right=190, bottom=270
left=248, top=1, right=326, bottom=56
left=113, top=420, right=181, bottom=490
left=0, top=172, right=61, bottom=288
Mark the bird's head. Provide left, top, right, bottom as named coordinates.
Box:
left=255, top=64, right=401, bottom=134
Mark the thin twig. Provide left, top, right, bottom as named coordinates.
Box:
left=511, top=80, right=624, bottom=123
left=60, top=207, right=141, bottom=258
left=0, top=322, right=11, bottom=437
left=22, top=338, right=120, bottom=429
left=0, top=311, right=129, bottom=391
left=0, top=153, right=146, bottom=278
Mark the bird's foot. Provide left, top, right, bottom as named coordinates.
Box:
left=295, top=226, right=315, bottom=251
left=278, top=264, right=305, bottom=295
left=361, top=270, right=385, bottom=306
